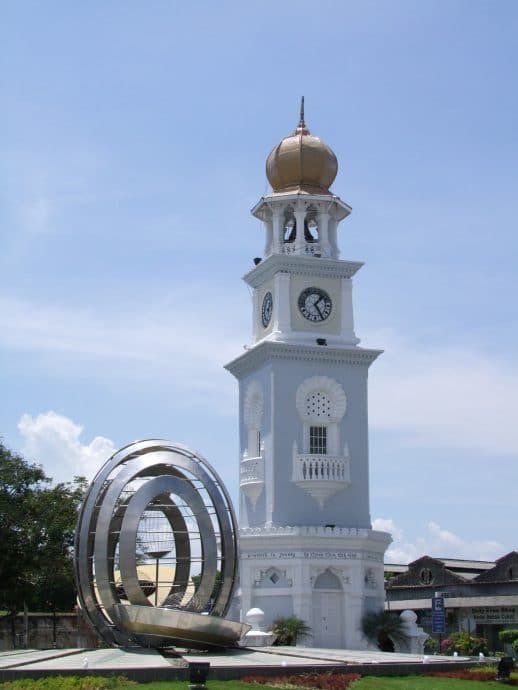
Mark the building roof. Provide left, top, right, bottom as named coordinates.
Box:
left=385, top=552, right=518, bottom=594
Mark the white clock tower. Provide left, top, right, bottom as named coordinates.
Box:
left=225, top=102, right=391, bottom=649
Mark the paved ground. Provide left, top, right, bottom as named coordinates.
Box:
left=0, top=645, right=470, bottom=672
left=0, top=648, right=87, bottom=669
left=2, top=647, right=172, bottom=671
left=183, top=647, right=334, bottom=668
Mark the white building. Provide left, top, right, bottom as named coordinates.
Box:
left=225, top=103, right=391, bottom=649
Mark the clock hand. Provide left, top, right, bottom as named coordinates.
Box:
left=314, top=298, right=324, bottom=318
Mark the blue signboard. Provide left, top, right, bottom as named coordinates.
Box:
left=432, top=595, right=446, bottom=634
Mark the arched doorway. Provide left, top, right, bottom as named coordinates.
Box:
left=312, top=569, right=343, bottom=648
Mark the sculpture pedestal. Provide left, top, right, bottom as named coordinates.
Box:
left=239, top=607, right=276, bottom=647
left=393, top=610, right=429, bottom=655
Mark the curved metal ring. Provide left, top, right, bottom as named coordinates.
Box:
left=74, top=439, right=239, bottom=648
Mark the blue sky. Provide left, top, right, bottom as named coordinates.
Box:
left=2, top=1, right=517, bottom=563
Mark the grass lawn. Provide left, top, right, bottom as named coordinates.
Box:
left=112, top=678, right=513, bottom=690
left=353, top=676, right=509, bottom=689
left=85, top=676, right=512, bottom=690
left=1, top=676, right=514, bottom=690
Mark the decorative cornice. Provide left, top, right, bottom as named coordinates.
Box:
left=251, top=192, right=352, bottom=223
left=240, top=525, right=390, bottom=541
left=225, top=341, right=382, bottom=378
left=238, top=526, right=392, bottom=561
left=243, top=254, right=363, bottom=288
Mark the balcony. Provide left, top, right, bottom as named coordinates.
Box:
left=240, top=453, right=264, bottom=508
left=292, top=453, right=350, bottom=508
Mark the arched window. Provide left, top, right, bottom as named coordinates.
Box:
left=304, top=206, right=318, bottom=243
left=313, top=569, right=342, bottom=591
left=283, top=208, right=296, bottom=243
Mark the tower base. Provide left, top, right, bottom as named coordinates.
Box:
left=239, top=526, right=391, bottom=650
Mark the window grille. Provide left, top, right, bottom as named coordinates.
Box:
left=310, top=426, right=327, bottom=455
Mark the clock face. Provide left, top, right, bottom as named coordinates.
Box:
left=298, top=287, right=332, bottom=322
left=261, top=291, right=273, bottom=328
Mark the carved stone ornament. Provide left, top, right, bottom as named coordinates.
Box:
left=296, top=376, right=347, bottom=422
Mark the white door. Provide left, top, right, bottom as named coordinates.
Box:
left=312, top=591, right=343, bottom=648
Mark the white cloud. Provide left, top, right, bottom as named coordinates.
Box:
left=367, top=329, right=518, bottom=456
left=0, top=292, right=247, bottom=412
left=4, top=300, right=518, bottom=457
left=371, top=517, right=402, bottom=542
left=373, top=517, right=505, bottom=563
left=18, top=411, right=116, bottom=484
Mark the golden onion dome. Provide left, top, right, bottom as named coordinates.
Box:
left=266, top=98, right=338, bottom=195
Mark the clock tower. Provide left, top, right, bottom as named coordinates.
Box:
left=225, top=102, right=391, bottom=649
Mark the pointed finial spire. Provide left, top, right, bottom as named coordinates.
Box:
left=299, top=96, right=305, bottom=127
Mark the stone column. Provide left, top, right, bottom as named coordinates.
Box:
left=272, top=208, right=283, bottom=254
left=294, top=202, right=306, bottom=255
left=328, top=218, right=339, bottom=258
left=292, top=559, right=312, bottom=646
left=340, top=278, right=359, bottom=344
left=264, top=218, right=273, bottom=256
left=252, top=288, right=260, bottom=342
left=273, top=272, right=290, bottom=337
left=317, top=212, right=330, bottom=257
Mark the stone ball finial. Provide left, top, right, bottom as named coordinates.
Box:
left=400, top=610, right=418, bottom=624
left=245, top=607, right=265, bottom=629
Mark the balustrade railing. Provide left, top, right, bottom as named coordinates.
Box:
left=240, top=455, right=264, bottom=485
left=292, top=454, right=349, bottom=483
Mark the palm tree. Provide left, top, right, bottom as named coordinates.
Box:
left=361, top=610, right=405, bottom=652
left=272, top=616, right=311, bottom=646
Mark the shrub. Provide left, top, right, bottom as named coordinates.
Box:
left=500, top=629, right=518, bottom=654
left=361, top=610, right=405, bottom=652
left=271, top=616, right=311, bottom=645
left=242, top=672, right=361, bottom=689
left=423, top=636, right=439, bottom=654
left=444, top=631, right=488, bottom=656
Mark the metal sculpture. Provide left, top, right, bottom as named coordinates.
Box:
left=74, top=439, right=249, bottom=648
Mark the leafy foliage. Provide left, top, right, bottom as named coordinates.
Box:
left=271, top=616, right=311, bottom=645
left=361, top=610, right=405, bottom=651
left=0, top=439, right=87, bottom=620
left=242, top=672, right=361, bottom=689
left=499, top=628, right=518, bottom=653
left=423, top=636, right=439, bottom=653
left=442, top=631, right=488, bottom=656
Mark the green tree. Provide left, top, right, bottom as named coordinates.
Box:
left=272, top=616, right=311, bottom=646
left=499, top=629, right=518, bottom=654
left=0, top=440, right=86, bottom=644
left=30, top=477, right=88, bottom=611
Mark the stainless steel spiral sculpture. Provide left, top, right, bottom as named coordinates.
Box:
left=74, top=440, right=248, bottom=648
